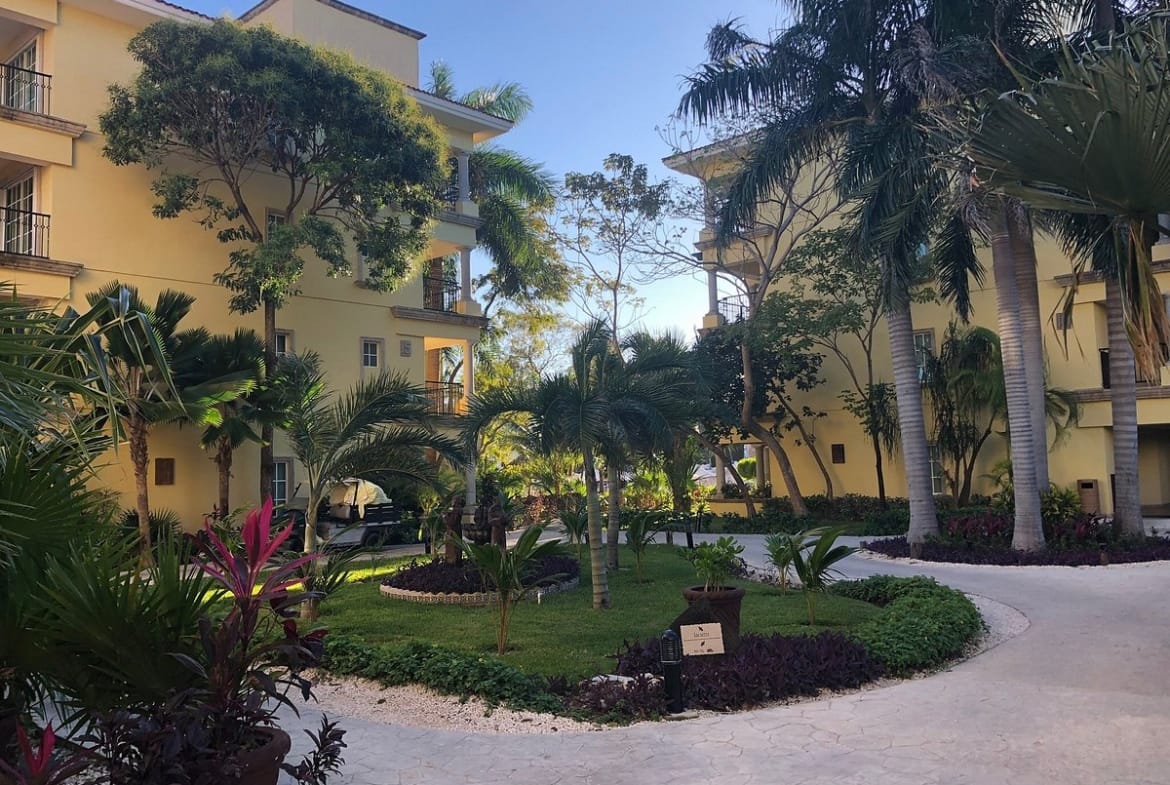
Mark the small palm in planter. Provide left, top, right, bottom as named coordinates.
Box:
left=679, top=536, right=746, bottom=650
left=459, top=526, right=571, bottom=655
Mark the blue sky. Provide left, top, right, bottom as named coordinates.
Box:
left=185, top=0, right=782, bottom=336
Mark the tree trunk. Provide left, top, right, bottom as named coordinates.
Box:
left=215, top=436, right=233, bottom=517
left=606, top=462, right=621, bottom=570
left=887, top=304, right=938, bottom=550
left=1094, top=0, right=1116, bottom=34
left=1010, top=214, right=1050, bottom=490
left=991, top=205, right=1044, bottom=551
left=128, top=409, right=154, bottom=568
left=870, top=430, right=887, bottom=507
left=1107, top=277, right=1143, bottom=536
left=582, top=448, right=610, bottom=609
left=780, top=399, right=833, bottom=498
left=740, top=339, right=808, bottom=515
left=303, top=491, right=319, bottom=553
left=260, top=299, right=277, bottom=504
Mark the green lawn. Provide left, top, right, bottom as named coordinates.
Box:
left=319, top=544, right=882, bottom=680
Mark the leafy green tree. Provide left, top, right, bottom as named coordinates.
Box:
left=279, top=353, right=462, bottom=568
left=101, top=20, right=450, bottom=502
left=86, top=283, right=251, bottom=564
left=464, top=321, right=692, bottom=609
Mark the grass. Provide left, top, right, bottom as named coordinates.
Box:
left=317, top=544, right=882, bottom=680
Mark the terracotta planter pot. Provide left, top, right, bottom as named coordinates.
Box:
left=681, top=585, right=746, bottom=652
left=233, top=728, right=291, bottom=785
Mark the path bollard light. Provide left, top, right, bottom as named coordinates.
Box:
left=660, top=629, right=685, bottom=713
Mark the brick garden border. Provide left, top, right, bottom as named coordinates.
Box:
left=379, top=577, right=580, bottom=606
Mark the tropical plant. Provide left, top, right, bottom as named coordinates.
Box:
left=279, top=353, right=463, bottom=566
left=86, top=282, right=253, bottom=564
left=788, top=528, right=856, bottom=625
left=763, top=530, right=813, bottom=594
left=624, top=510, right=665, bottom=582
left=102, top=20, right=450, bottom=501
left=280, top=547, right=365, bottom=622
left=458, top=526, right=571, bottom=654
left=558, top=501, right=589, bottom=562
left=681, top=536, right=744, bottom=592
left=964, top=12, right=1170, bottom=537
left=0, top=724, right=86, bottom=785
left=463, top=320, right=692, bottom=610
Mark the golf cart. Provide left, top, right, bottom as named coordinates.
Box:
left=281, top=479, right=412, bottom=550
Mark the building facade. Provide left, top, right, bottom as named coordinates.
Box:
left=0, top=0, right=507, bottom=527
left=666, top=139, right=1170, bottom=517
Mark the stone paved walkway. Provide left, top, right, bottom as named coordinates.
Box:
left=280, top=537, right=1170, bottom=785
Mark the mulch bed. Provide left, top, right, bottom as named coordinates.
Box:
left=864, top=536, right=1170, bottom=566
left=381, top=555, right=580, bottom=594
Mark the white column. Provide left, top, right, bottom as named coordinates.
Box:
left=713, top=453, right=725, bottom=498
left=707, top=267, right=719, bottom=315
left=460, top=247, right=473, bottom=303
left=457, top=151, right=471, bottom=202
left=756, top=444, right=769, bottom=495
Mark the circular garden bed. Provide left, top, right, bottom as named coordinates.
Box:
left=379, top=555, right=580, bottom=605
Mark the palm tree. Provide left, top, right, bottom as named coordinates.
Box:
left=463, top=321, right=692, bottom=609
left=280, top=353, right=463, bottom=557
left=964, top=12, right=1170, bottom=535
left=85, top=282, right=252, bottom=564
left=678, top=1, right=988, bottom=549
left=182, top=329, right=266, bottom=517
left=426, top=63, right=566, bottom=312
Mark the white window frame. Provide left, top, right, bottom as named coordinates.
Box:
left=266, top=209, right=287, bottom=240
left=927, top=444, right=945, bottom=496
left=2, top=173, right=37, bottom=256
left=913, top=329, right=935, bottom=385
left=3, top=40, right=40, bottom=114
left=272, top=459, right=293, bottom=508
left=361, top=337, right=384, bottom=377
left=274, top=329, right=293, bottom=358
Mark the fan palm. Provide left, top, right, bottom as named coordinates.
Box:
left=86, top=282, right=253, bottom=564
left=279, top=353, right=462, bottom=558
left=965, top=12, right=1170, bottom=534
left=463, top=321, right=692, bottom=609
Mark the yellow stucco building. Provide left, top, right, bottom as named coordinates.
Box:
left=0, top=0, right=507, bottom=527
left=666, top=137, right=1170, bottom=518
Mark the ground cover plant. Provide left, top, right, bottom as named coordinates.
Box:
left=382, top=554, right=579, bottom=594
left=863, top=535, right=1170, bottom=565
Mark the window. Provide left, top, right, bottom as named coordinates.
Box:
left=275, top=330, right=293, bottom=358
left=1100, top=348, right=1111, bottom=389
left=266, top=209, right=287, bottom=239
left=913, top=330, right=935, bottom=384
left=154, top=458, right=175, bottom=486
left=361, top=338, right=383, bottom=373
left=1055, top=311, right=1072, bottom=331
left=399, top=339, right=413, bottom=358
left=272, top=460, right=292, bottom=507
left=928, top=444, right=945, bottom=496
left=3, top=43, right=38, bottom=113
left=831, top=444, right=846, bottom=465
left=2, top=175, right=35, bottom=256
left=1159, top=214, right=1170, bottom=246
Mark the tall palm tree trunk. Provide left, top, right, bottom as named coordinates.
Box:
left=260, top=298, right=277, bottom=504
left=870, top=430, right=887, bottom=507
left=215, top=436, right=233, bottom=517
left=128, top=408, right=154, bottom=567
left=991, top=206, right=1045, bottom=551
left=606, top=462, right=621, bottom=570
left=582, top=448, right=610, bottom=609
left=1010, top=214, right=1050, bottom=490
left=887, top=303, right=938, bottom=553
left=1106, top=277, right=1143, bottom=535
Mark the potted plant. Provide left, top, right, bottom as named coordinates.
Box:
left=91, top=500, right=338, bottom=785
left=680, top=536, right=747, bottom=649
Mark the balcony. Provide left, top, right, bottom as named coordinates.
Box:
left=717, top=294, right=750, bottom=323
left=1, top=205, right=50, bottom=258
left=1, top=62, right=51, bottom=116
left=423, top=275, right=460, bottom=312
left=425, top=380, right=464, bottom=415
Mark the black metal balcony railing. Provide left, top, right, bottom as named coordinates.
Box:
left=1, top=63, right=51, bottom=115
left=423, top=275, right=460, bottom=312
left=425, top=380, right=464, bottom=415
left=717, top=294, right=750, bottom=323
left=1, top=206, right=50, bottom=258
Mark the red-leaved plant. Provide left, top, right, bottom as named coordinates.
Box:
left=0, top=724, right=88, bottom=785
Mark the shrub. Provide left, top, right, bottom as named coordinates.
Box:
left=1041, top=485, right=1083, bottom=527
left=939, top=510, right=1013, bottom=546
left=834, top=576, right=982, bottom=674
left=863, top=536, right=1170, bottom=565
left=680, top=536, right=744, bottom=590
left=859, top=508, right=909, bottom=536
left=567, top=675, right=666, bottom=724
left=382, top=554, right=579, bottom=594
left=614, top=632, right=882, bottom=712
left=323, top=636, right=562, bottom=714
